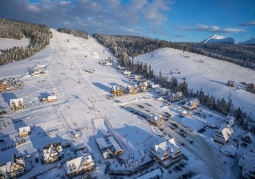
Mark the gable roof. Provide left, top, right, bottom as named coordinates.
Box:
left=19, top=126, right=31, bottom=135
left=150, top=138, right=181, bottom=159
left=64, top=154, right=95, bottom=174
left=214, top=123, right=233, bottom=142
left=242, top=132, right=253, bottom=141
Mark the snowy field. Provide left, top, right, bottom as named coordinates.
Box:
left=0, top=38, right=29, bottom=50
left=0, top=30, right=254, bottom=179
left=134, top=48, right=255, bottom=119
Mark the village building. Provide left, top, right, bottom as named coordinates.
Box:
left=64, top=154, right=95, bottom=178
left=150, top=138, right=182, bottom=168
left=47, top=94, right=57, bottom=102
left=0, top=83, right=7, bottom=92
left=42, top=142, right=64, bottom=164
left=242, top=132, right=253, bottom=144
left=169, top=92, right=183, bottom=102
left=95, top=133, right=124, bottom=160
left=110, top=85, right=123, bottom=96
left=147, top=113, right=162, bottom=127
left=10, top=98, right=24, bottom=111
left=139, top=81, right=148, bottom=92
left=182, top=98, right=200, bottom=110
left=213, top=123, right=233, bottom=145
left=19, top=126, right=31, bottom=137
left=239, top=150, right=255, bottom=179
left=0, top=155, right=26, bottom=179
left=126, top=86, right=133, bottom=94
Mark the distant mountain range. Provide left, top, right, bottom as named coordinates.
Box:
left=238, top=37, right=255, bottom=45
left=202, top=35, right=255, bottom=45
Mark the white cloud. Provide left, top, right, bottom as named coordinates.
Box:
left=179, top=24, right=245, bottom=33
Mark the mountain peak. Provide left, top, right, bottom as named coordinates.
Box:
left=238, top=37, right=255, bottom=45
left=202, top=35, right=235, bottom=44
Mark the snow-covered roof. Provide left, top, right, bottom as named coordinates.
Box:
left=43, top=143, right=62, bottom=161
left=220, top=145, right=237, bottom=157
left=150, top=138, right=181, bottom=160
left=10, top=98, right=24, bottom=106
left=47, top=95, right=57, bottom=100
left=214, top=123, right=233, bottom=142
left=96, top=137, right=110, bottom=149
left=96, top=135, right=123, bottom=154
left=242, top=132, right=253, bottom=141
left=0, top=164, right=7, bottom=178
left=64, top=154, right=95, bottom=175
left=148, top=113, right=162, bottom=123
left=19, top=126, right=31, bottom=135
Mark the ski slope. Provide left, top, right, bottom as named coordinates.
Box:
left=134, top=48, right=255, bottom=118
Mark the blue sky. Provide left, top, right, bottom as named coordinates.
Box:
left=0, top=0, right=254, bottom=42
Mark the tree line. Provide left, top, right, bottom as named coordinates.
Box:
left=93, top=34, right=255, bottom=70
left=57, top=28, right=88, bottom=39
left=0, top=18, right=52, bottom=66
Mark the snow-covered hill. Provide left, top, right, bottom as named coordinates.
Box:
left=238, top=37, right=255, bottom=45
left=202, top=34, right=235, bottom=44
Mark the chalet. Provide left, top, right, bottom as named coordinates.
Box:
left=126, top=86, right=133, bottom=94
left=150, top=139, right=182, bottom=167
left=227, top=80, right=235, bottom=87
left=10, top=98, right=24, bottom=111
left=47, top=94, right=57, bottom=102
left=182, top=98, right=200, bottom=110
left=239, top=151, right=255, bottom=179
left=139, top=82, right=148, bottom=92
left=111, top=85, right=123, bottom=96
left=0, top=83, right=7, bottom=92
left=242, top=132, right=253, bottom=144
left=0, top=155, right=26, bottom=179
left=19, top=126, right=31, bottom=137
left=64, top=154, right=95, bottom=178
left=169, top=92, right=183, bottom=102
left=42, top=142, right=64, bottom=164
left=213, top=123, right=233, bottom=145
left=95, top=133, right=124, bottom=160
left=147, top=113, right=162, bottom=127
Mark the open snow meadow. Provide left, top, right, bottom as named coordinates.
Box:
left=0, top=29, right=254, bottom=179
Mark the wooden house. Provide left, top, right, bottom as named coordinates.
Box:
left=0, top=155, right=26, bottom=179
left=147, top=113, right=162, bottom=127
left=47, top=94, right=57, bottom=102
left=64, top=154, right=95, bottom=178
left=19, top=126, right=31, bottom=137
left=213, top=123, right=233, bottom=145
left=10, top=98, right=24, bottom=111
left=42, top=142, right=63, bottom=164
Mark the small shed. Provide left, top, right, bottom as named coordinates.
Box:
left=19, top=126, right=31, bottom=137
left=47, top=95, right=57, bottom=102
left=242, top=132, right=253, bottom=144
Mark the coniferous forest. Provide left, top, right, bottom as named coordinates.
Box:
left=0, top=18, right=52, bottom=66
left=57, top=28, right=88, bottom=39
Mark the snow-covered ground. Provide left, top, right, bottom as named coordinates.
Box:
left=134, top=48, right=255, bottom=119
left=0, top=38, right=29, bottom=50
left=0, top=30, right=254, bottom=179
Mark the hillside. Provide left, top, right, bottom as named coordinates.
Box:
left=239, top=37, right=255, bottom=45
left=93, top=34, right=255, bottom=70
left=0, top=18, right=52, bottom=66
